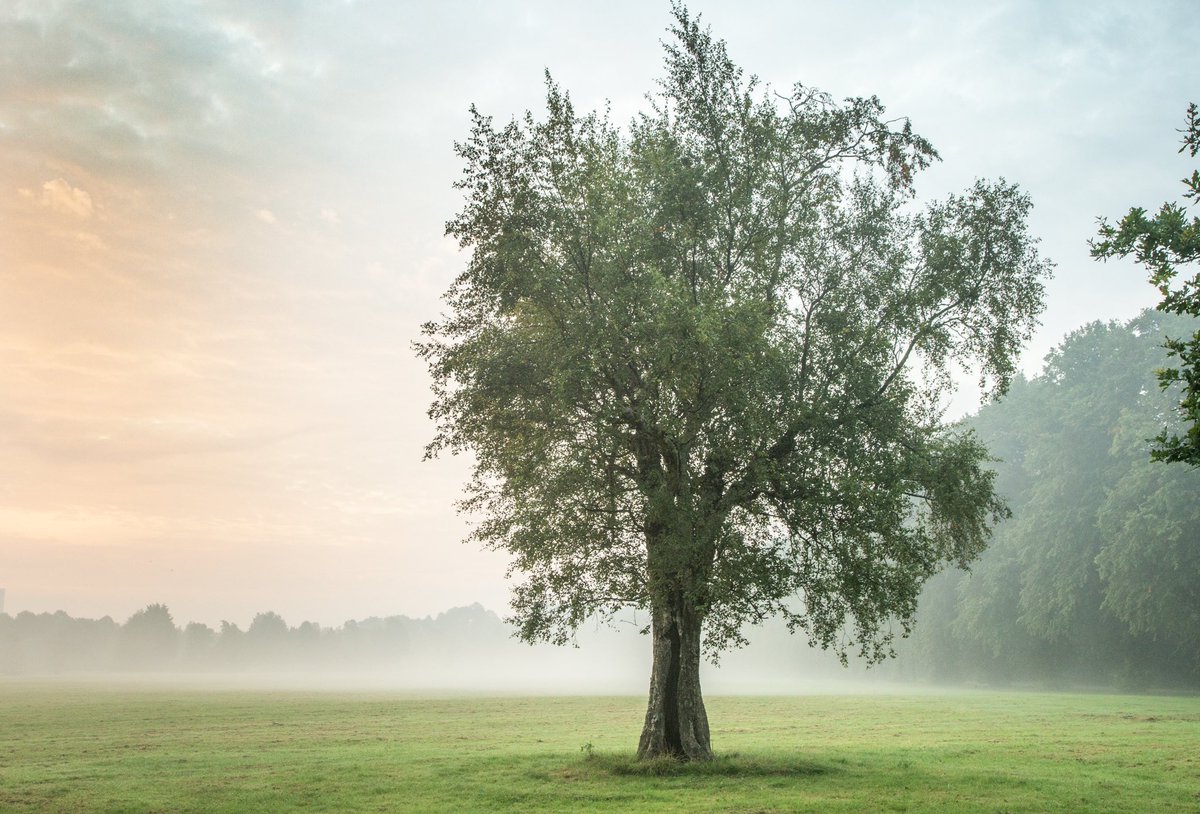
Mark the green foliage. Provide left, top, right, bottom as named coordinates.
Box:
left=1095, top=447, right=1200, bottom=652
left=1093, top=103, right=1200, bottom=465
left=420, top=4, right=1050, bottom=665
left=908, top=309, right=1200, bottom=685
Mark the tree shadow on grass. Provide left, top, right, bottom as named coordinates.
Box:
left=579, top=752, right=834, bottom=778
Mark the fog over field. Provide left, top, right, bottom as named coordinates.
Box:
left=1, top=601, right=899, bottom=694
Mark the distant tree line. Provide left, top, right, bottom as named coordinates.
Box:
left=899, top=308, right=1200, bottom=689
left=0, top=603, right=509, bottom=675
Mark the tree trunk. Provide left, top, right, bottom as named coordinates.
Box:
left=636, top=594, right=712, bottom=761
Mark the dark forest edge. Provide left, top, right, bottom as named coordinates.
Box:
left=3, top=308, right=1197, bottom=691
left=899, top=307, right=1200, bottom=691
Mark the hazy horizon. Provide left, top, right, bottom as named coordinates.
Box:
left=1, top=599, right=920, bottom=696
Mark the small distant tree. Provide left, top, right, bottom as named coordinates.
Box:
left=1093, top=103, right=1200, bottom=465
left=215, top=620, right=246, bottom=667
left=421, top=5, right=1050, bottom=759
left=118, top=604, right=178, bottom=670
left=294, top=620, right=322, bottom=646
left=247, top=611, right=291, bottom=664
left=181, top=622, right=216, bottom=666
left=248, top=611, right=289, bottom=640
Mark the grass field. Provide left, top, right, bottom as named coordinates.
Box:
left=1, top=681, right=1197, bottom=812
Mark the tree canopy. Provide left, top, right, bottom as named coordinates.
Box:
left=1093, top=103, right=1200, bottom=465
left=906, top=308, right=1200, bottom=688
left=420, top=4, right=1051, bottom=759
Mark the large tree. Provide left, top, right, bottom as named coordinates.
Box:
left=1093, top=103, right=1200, bottom=465
left=420, top=6, right=1050, bottom=760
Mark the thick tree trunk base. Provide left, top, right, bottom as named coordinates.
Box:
left=636, top=600, right=712, bottom=761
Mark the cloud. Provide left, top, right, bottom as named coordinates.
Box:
left=0, top=1, right=328, bottom=197
left=39, top=178, right=93, bottom=218
left=320, top=207, right=340, bottom=224
left=255, top=208, right=277, bottom=224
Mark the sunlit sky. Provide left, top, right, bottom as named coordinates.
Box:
left=2, top=0, right=1197, bottom=627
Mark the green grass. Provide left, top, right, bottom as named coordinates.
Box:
left=1, top=682, right=1197, bottom=812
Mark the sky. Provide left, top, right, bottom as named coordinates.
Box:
left=2, top=0, right=1197, bottom=628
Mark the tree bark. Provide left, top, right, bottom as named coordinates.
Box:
left=636, top=594, right=712, bottom=761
